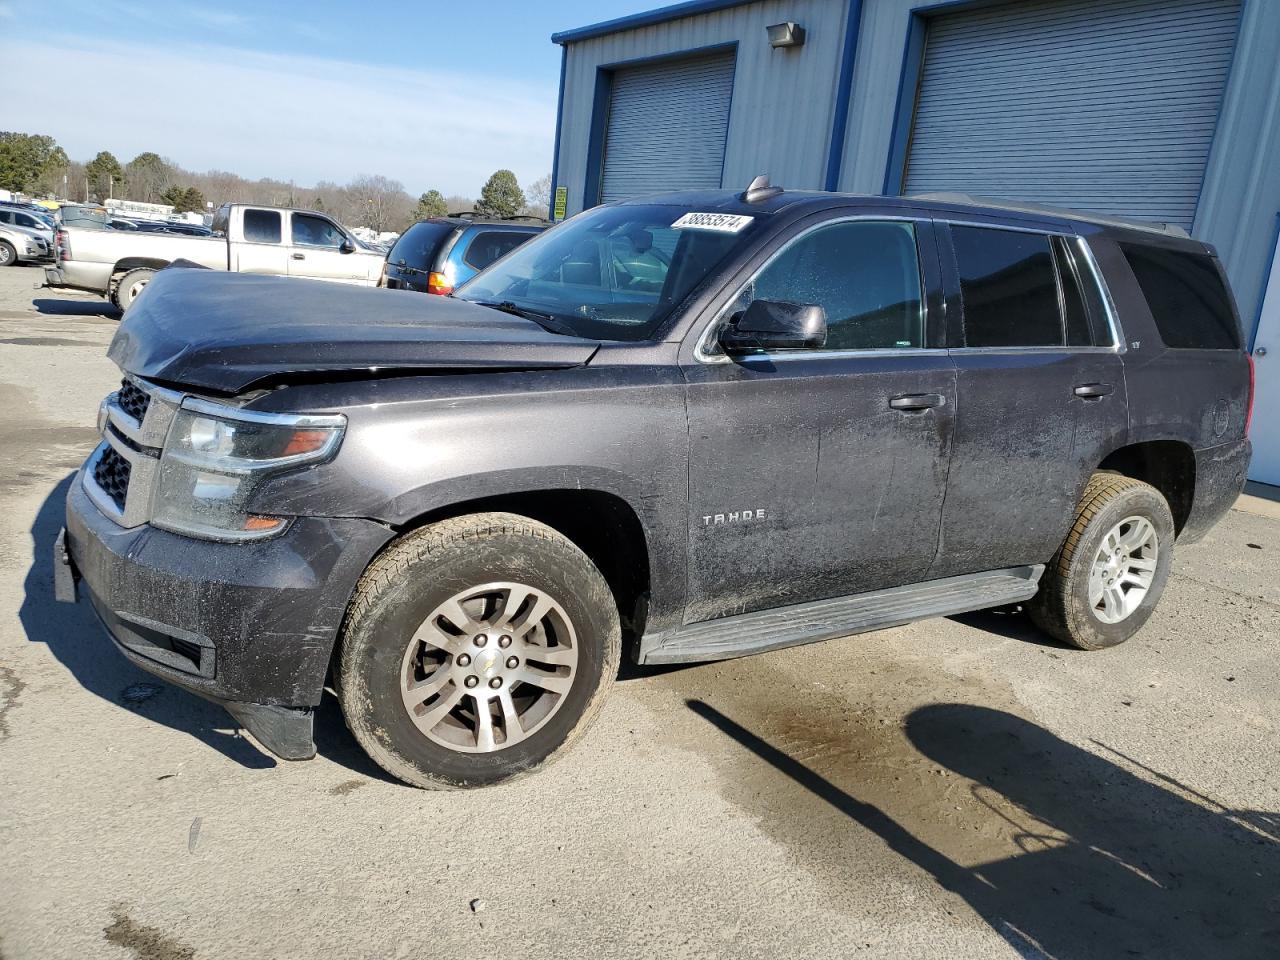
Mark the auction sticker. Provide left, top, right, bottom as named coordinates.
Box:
left=671, top=212, right=754, bottom=233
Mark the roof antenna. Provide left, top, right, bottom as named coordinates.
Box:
left=740, top=174, right=783, bottom=203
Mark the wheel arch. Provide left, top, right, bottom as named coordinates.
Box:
left=112, top=257, right=170, bottom=278
left=1096, top=440, right=1196, bottom=535
left=382, top=487, right=654, bottom=657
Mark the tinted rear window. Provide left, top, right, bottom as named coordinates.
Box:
left=952, top=225, right=1061, bottom=347
left=389, top=221, right=456, bottom=270
left=243, top=209, right=281, bottom=244
left=1119, top=243, right=1240, bottom=349
left=462, top=230, right=534, bottom=270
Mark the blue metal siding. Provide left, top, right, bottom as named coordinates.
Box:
left=553, top=0, right=759, bottom=44
left=901, top=0, right=1241, bottom=230
left=553, top=0, right=852, bottom=218
left=553, top=0, right=1278, bottom=333
left=549, top=45, right=568, bottom=220
left=823, top=0, right=865, bottom=190
left=1194, top=0, right=1280, bottom=338
left=599, top=50, right=737, bottom=202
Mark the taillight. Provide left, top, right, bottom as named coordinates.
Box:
left=427, top=271, right=453, bottom=296
left=57, top=229, right=70, bottom=261
left=1245, top=353, right=1255, bottom=437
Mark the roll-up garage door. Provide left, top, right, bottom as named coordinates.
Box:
left=903, top=0, right=1240, bottom=229
left=599, top=50, right=736, bottom=203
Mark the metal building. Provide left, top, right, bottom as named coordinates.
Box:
left=548, top=0, right=1280, bottom=482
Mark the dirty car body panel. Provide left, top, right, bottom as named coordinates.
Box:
left=57, top=190, right=1252, bottom=761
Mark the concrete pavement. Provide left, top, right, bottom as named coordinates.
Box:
left=1, top=263, right=1276, bottom=960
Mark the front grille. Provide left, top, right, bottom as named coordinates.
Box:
left=117, top=379, right=151, bottom=422
left=93, top=445, right=132, bottom=511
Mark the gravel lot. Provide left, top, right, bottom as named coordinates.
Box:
left=1, top=262, right=1277, bottom=960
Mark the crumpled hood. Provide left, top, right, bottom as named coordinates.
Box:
left=107, top=267, right=600, bottom=394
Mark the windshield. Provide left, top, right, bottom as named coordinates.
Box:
left=455, top=204, right=766, bottom=341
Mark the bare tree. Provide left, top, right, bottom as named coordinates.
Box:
left=124, top=152, right=174, bottom=203
left=445, top=194, right=474, bottom=215
left=345, top=173, right=413, bottom=232
left=523, top=172, right=552, bottom=218
left=66, top=160, right=87, bottom=201
left=20, top=133, right=434, bottom=233
left=195, top=169, right=248, bottom=208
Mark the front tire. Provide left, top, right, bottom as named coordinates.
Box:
left=0, top=240, right=16, bottom=267
left=337, top=513, right=620, bottom=789
left=1029, top=473, right=1175, bottom=650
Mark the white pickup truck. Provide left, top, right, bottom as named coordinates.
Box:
left=44, top=203, right=386, bottom=310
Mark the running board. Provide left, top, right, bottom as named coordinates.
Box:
left=640, top=565, right=1044, bottom=665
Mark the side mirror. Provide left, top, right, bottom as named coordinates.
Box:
left=340, top=239, right=356, bottom=254
left=719, top=299, right=827, bottom=352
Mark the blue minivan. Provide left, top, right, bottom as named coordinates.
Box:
left=381, top=214, right=547, bottom=295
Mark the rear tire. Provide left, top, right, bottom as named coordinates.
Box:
left=0, top=240, right=16, bottom=267
left=1028, top=473, right=1175, bottom=650
left=337, top=513, right=620, bottom=789
left=114, top=267, right=156, bottom=311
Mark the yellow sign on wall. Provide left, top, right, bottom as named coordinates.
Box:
left=552, top=186, right=568, bottom=222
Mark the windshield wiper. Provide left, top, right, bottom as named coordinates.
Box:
left=473, top=301, right=580, bottom=338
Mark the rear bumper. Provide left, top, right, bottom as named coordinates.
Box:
left=43, top=260, right=112, bottom=294
left=60, top=471, right=394, bottom=757
left=1181, top=437, right=1252, bottom=543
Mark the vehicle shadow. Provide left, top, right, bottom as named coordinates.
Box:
left=949, top=605, right=1066, bottom=648
left=31, top=297, right=119, bottom=319
left=20, top=475, right=389, bottom=781
left=688, top=698, right=1280, bottom=958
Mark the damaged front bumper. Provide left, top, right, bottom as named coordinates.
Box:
left=58, top=472, right=393, bottom=759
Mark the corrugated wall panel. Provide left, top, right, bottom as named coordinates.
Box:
left=902, top=0, right=1240, bottom=229
left=600, top=51, right=736, bottom=202
left=836, top=0, right=1274, bottom=336
left=1194, top=0, right=1280, bottom=338
left=556, top=0, right=1275, bottom=336
left=554, top=0, right=851, bottom=217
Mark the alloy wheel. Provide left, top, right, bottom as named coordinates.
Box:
left=399, top=582, right=579, bottom=752
left=1088, top=515, right=1159, bottom=624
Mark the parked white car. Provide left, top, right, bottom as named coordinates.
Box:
left=0, top=205, right=56, bottom=247
left=44, top=203, right=386, bottom=310
left=0, top=222, right=51, bottom=266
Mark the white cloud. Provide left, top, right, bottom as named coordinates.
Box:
left=4, top=36, right=556, bottom=196
left=180, top=6, right=251, bottom=30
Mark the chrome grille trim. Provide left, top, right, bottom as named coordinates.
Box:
left=84, top=376, right=182, bottom=528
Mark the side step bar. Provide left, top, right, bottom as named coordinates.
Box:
left=640, top=565, right=1044, bottom=665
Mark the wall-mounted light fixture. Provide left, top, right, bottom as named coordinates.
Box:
left=767, top=21, right=806, bottom=48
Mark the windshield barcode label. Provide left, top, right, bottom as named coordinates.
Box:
left=671, top=213, right=754, bottom=233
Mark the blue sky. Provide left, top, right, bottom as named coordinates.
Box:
left=0, top=0, right=657, bottom=196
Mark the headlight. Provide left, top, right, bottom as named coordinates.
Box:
left=152, top=398, right=346, bottom=541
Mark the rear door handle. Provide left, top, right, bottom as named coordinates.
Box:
left=291, top=252, right=305, bottom=260
left=1074, top=383, right=1114, bottom=399
left=889, top=393, right=946, bottom=412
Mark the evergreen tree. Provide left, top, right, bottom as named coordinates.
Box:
left=415, top=189, right=448, bottom=219
left=475, top=170, right=522, bottom=218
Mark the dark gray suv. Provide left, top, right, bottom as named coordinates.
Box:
left=57, top=185, right=1253, bottom=789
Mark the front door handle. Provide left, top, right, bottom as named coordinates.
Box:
left=889, top=393, right=946, bottom=412
left=1074, top=383, right=1114, bottom=399
left=291, top=252, right=305, bottom=260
